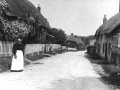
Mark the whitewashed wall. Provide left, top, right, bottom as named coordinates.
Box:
left=51, top=44, right=61, bottom=51
left=0, top=42, right=67, bottom=57
left=25, top=44, right=65, bottom=54
left=0, top=41, right=13, bottom=57
left=24, top=44, right=45, bottom=55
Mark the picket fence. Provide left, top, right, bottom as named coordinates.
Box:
left=0, top=41, right=67, bottom=57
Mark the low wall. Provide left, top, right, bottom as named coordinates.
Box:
left=24, top=44, right=45, bottom=55
left=0, top=41, right=67, bottom=57
left=0, top=41, right=13, bottom=57
left=24, top=44, right=66, bottom=55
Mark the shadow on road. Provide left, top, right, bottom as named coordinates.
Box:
left=84, top=53, right=120, bottom=89
left=46, top=77, right=110, bottom=90
left=33, top=62, right=44, bottom=65
left=67, top=50, right=78, bottom=52
left=84, top=54, right=109, bottom=65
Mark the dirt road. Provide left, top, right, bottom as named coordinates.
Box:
left=0, top=51, right=110, bottom=90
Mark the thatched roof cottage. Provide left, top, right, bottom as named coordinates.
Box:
left=95, top=11, right=120, bottom=63
left=66, top=33, right=84, bottom=50
left=0, top=0, right=51, bottom=43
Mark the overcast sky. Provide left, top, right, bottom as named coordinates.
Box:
left=28, top=0, right=119, bottom=36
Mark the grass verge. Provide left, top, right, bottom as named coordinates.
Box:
left=85, top=54, right=120, bottom=89
left=0, top=56, right=30, bottom=73
left=26, top=52, right=45, bottom=61
left=0, top=50, right=66, bottom=73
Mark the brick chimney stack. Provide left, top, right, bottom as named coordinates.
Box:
left=37, top=4, right=41, bottom=12
left=103, top=15, right=107, bottom=24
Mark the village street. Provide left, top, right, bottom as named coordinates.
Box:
left=0, top=51, right=110, bottom=90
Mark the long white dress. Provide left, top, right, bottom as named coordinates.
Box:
left=11, top=50, right=24, bottom=71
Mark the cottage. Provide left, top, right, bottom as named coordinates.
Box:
left=35, top=4, right=52, bottom=44
left=95, top=12, right=120, bottom=64
left=66, top=33, right=84, bottom=50
left=0, top=0, right=52, bottom=44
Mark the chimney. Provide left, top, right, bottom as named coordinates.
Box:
left=103, top=15, right=107, bottom=24
left=37, top=4, right=41, bottom=12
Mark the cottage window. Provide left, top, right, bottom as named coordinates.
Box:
left=112, top=33, right=119, bottom=45
left=108, top=43, right=111, bottom=55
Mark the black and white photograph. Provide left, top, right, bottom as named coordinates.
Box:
left=0, top=0, right=120, bottom=90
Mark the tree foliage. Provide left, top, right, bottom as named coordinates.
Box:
left=80, top=35, right=95, bottom=46
left=48, top=28, right=66, bottom=45
left=0, top=16, right=35, bottom=41
left=0, top=1, right=36, bottom=42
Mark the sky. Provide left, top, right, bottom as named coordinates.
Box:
left=28, top=0, right=119, bottom=36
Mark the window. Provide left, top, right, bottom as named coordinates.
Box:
left=108, top=43, right=111, bottom=55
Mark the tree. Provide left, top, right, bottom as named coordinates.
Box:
left=0, top=16, right=35, bottom=41
left=56, top=29, right=66, bottom=44
left=48, top=28, right=66, bottom=45
left=80, top=35, right=95, bottom=46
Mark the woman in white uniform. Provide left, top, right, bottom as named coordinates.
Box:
left=11, top=39, right=24, bottom=72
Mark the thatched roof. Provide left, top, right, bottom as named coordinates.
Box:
left=95, top=12, right=120, bottom=36
left=0, top=0, right=50, bottom=28
left=95, top=25, right=102, bottom=36
left=66, top=35, right=84, bottom=45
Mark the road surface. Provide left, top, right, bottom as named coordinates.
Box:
left=0, top=51, right=110, bottom=90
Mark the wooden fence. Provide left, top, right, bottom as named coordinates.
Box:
left=0, top=41, right=67, bottom=57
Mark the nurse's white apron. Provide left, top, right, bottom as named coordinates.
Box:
left=11, top=50, right=24, bottom=71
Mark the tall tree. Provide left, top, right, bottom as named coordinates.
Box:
left=49, top=28, right=66, bottom=45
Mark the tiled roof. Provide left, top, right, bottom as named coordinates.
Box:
left=1, top=0, right=50, bottom=28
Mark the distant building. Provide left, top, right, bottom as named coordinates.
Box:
left=66, top=33, right=84, bottom=50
